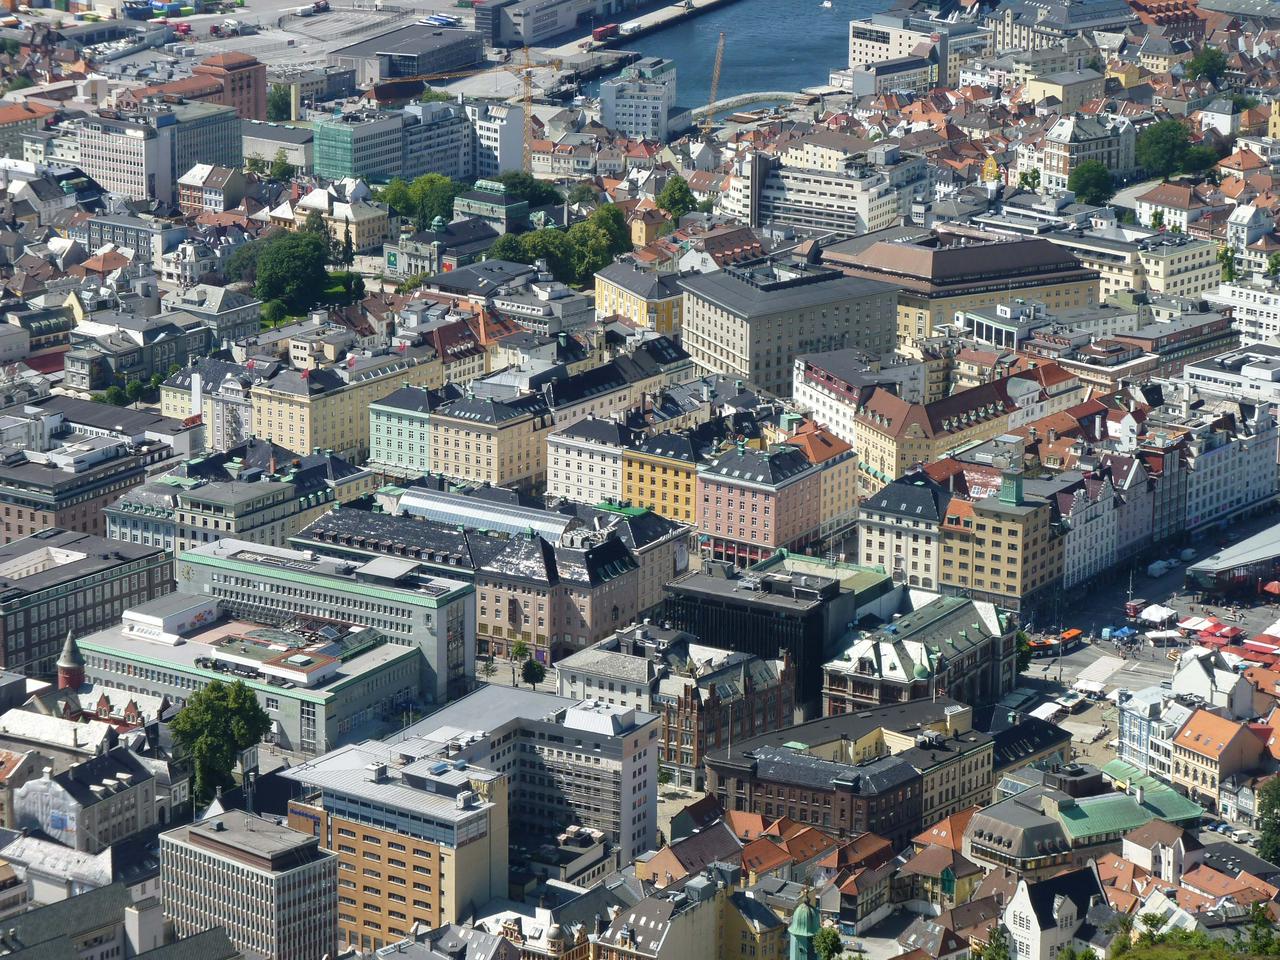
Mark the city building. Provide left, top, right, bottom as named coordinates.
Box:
left=1002, top=865, right=1110, bottom=960
left=622, top=429, right=718, bottom=526
left=427, top=392, right=555, bottom=491
left=1207, top=275, right=1280, bottom=344
left=105, top=438, right=372, bottom=555
left=846, top=13, right=993, bottom=87
left=858, top=469, right=951, bottom=587
left=399, top=684, right=659, bottom=864
left=174, top=538, right=474, bottom=705
left=594, top=262, right=685, bottom=336
left=830, top=234, right=1099, bottom=342
left=547, top=416, right=640, bottom=506
left=327, top=25, right=484, bottom=85
left=600, top=57, right=687, bottom=143
left=1169, top=708, right=1267, bottom=814
left=1184, top=343, right=1280, bottom=405
left=13, top=746, right=156, bottom=853
left=1040, top=113, right=1136, bottom=191
left=368, top=383, right=464, bottom=480
left=680, top=260, right=897, bottom=397
left=557, top=620, right=796, bottom=789
left=784, top=421, right=859, bottom=547
left=249, top=346, right=444, bottom=462
left=696, top=444, right=821, bottom=567
left=704, top=699, right=993, bottom=849
left=284, top=739, right=507, bottom=951
left=0, top=529, right=171, bottom=676
left=161, top=812, right=338, bottom=960
left=938, top=472, right=1063, bottom=613
left=664, top=555, right=896, bottom=704
left=721, top=143, right=932, bottom=239
left=848, top=380, right=1017, bottom=496
left=823, top=595, right=1017, bottom=712
left=78, top=595, right=425, bottom=754
left=1045, top=227, right=1219, bottom=304
left=191, top=52, right=269, bottom=120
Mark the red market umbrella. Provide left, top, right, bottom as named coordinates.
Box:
left=1264, top=581, right=1280, bottom=596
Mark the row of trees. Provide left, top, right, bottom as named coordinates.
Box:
left=486, top=203, right=632, bottom=286
left=245, top=148, right=297, bottom=182
left=378, top=171, right=565, bottom=232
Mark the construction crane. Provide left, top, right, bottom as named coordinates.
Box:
left=700, top=31, right=726, bottom=140
left=507, top=46, right=561, bottom=172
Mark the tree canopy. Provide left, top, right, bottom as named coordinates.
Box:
left=170, top=679, right=271, bottom=803
left=657, top=175, right=697, bottom=221
left=482, top=204, right=632, bottom=286
left=1068, top=160, right=1115, bottom=206
left=1186, top=46, right=1227, bottom=83
left=255, top=232, right=330, bottom=313
left=496, top=171, right=562, bottom=208
left=378, top=173, right=466, bottom=231
left=1259, top=776, right=1280, bottom=862
left=1136, top=120, right=1190, bottom=180
left=267, top=84, right=291, bottom=121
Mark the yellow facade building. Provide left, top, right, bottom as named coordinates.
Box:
left=938, top=474, right=1063, bottom=613
left=249, top=347, right=442, bottom=462
left=622, top=431, right=708, bottom=525
left=594, top=262, right=684, bottom=335
left=427, top=392, right=556, bottom=491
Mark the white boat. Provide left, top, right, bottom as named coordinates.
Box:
left=820, top=1, right=832, bottom=7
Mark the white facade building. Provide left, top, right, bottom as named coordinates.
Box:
left=1056, top=476, right=1118, bottom=589
left=1176, top=400, right=1279, bottom=531
left=600, top=57, right=680, bottom=142
left=546, top=416, right=637, bottom=505
left=161, top=812, right=338, bottom=960
left=1206, top=276, right=1280, bottom=344
left=1184, top=344, right=1280, bottom=406
left=1004, top=865, right=1106, bottom=960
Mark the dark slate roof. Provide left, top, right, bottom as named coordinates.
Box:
left=553, top=416, right=639, bottom=448
left=700, top=445, right=815, bottom=487
left=373, top=382, right=463, bottom=414
left=863, top=469, right=951, bottom=523
left=972, top=707, right=1073, bottom=772
left=52, top=746, right=154, bottom=807
left=555, top=534, right=638, bottom=587
left=434, top=391, right=551, bottom=425
left=1023, top=865, right=1103, bottom=931
left=750, top=745, right=918, bottom=794
left=134, top=929, right=240, bottom=960
left=596, top=262, right=684, bottom=300
left=679, top=261, right=894, bottom=320
left=3, top=883, right=134, bottom=950
left=560, top=503, right=687, bottom=550
left=425, top=259, right=536, bottom=296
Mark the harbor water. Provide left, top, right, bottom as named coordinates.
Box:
left=584, top=0, right=882, bottom=109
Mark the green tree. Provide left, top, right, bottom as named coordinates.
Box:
left=255, top=232, right=329, bottom=313
left=268, top=148, right=296, bottom=182
left=696, top=196, right=717, bottom=214
left=1137, top=913, right=1163, bottom=946
left=521, top=657, right=547, bottom=689
left=1268, top=252, right=1280, bottom=276
left=245, top=154, right=267, bottom=175
left=379, top=177, right=414, bottom=219
left=302, top=209, right=328, bottom=237
left=420, top=86, right=453, bottom=103
left=267, top=84, right=291, bottom=121
left=568, top=181, right=598, bottom=206
left=657, top=174, right=697, bottom=221
left=496, top=171, right=562, bottom=208
left=5, top=76, right=33, bottom=93
left=1219, top=244, right=1238, bottom=282
left=589, top=203, right=631, bottom=257
left=480, top=657, right=497, bottom=680
left=1136, top=120, right=1190, bottom=180
left=1257, top=776, right=1280, bottom=862
left=567, top=220, right=613, bottom=285
left=125, top=380, right=145, bottom=406
left=522, top=229, right=576, bottom=283
left=1107, top=915, right=1134, bottom=957
left=1230, top=92, right=1260, bottom=112
left=261, top=299, right=287, bottom=327
left=487, top=232, right=528, bottom=263
left=169, top=679, right=271, bottom=803
left=814, top=926, right=843, bottom=960
left=1016, top=631, right=1032, bottom=673
left=337, top=223, right=354, bottom=268
left=1068, top=160, right=1115, bottom=205
left=1186, top=46, right=1227, bottom=83
left=101, top=384, right=128, bottom=406
left=1150, top=209, right=1165, bottom=230
left=510, top=638, right=530, bottom=684
left=1019, top=169, right=1041, bottom=191
left=978, top=924, right=1012, bottom=960
left=1181, top=144, right=1219, bottom=175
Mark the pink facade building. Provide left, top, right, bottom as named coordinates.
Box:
left=696, top=443, right=821, bottom=566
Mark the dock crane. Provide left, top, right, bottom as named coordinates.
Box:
left=699, top=31, right=726, bottom=140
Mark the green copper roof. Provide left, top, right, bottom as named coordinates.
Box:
left=787, top=898, right=820, bottom=938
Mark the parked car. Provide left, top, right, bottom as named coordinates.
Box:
left=1232, top=830, right=1253, bottom=844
